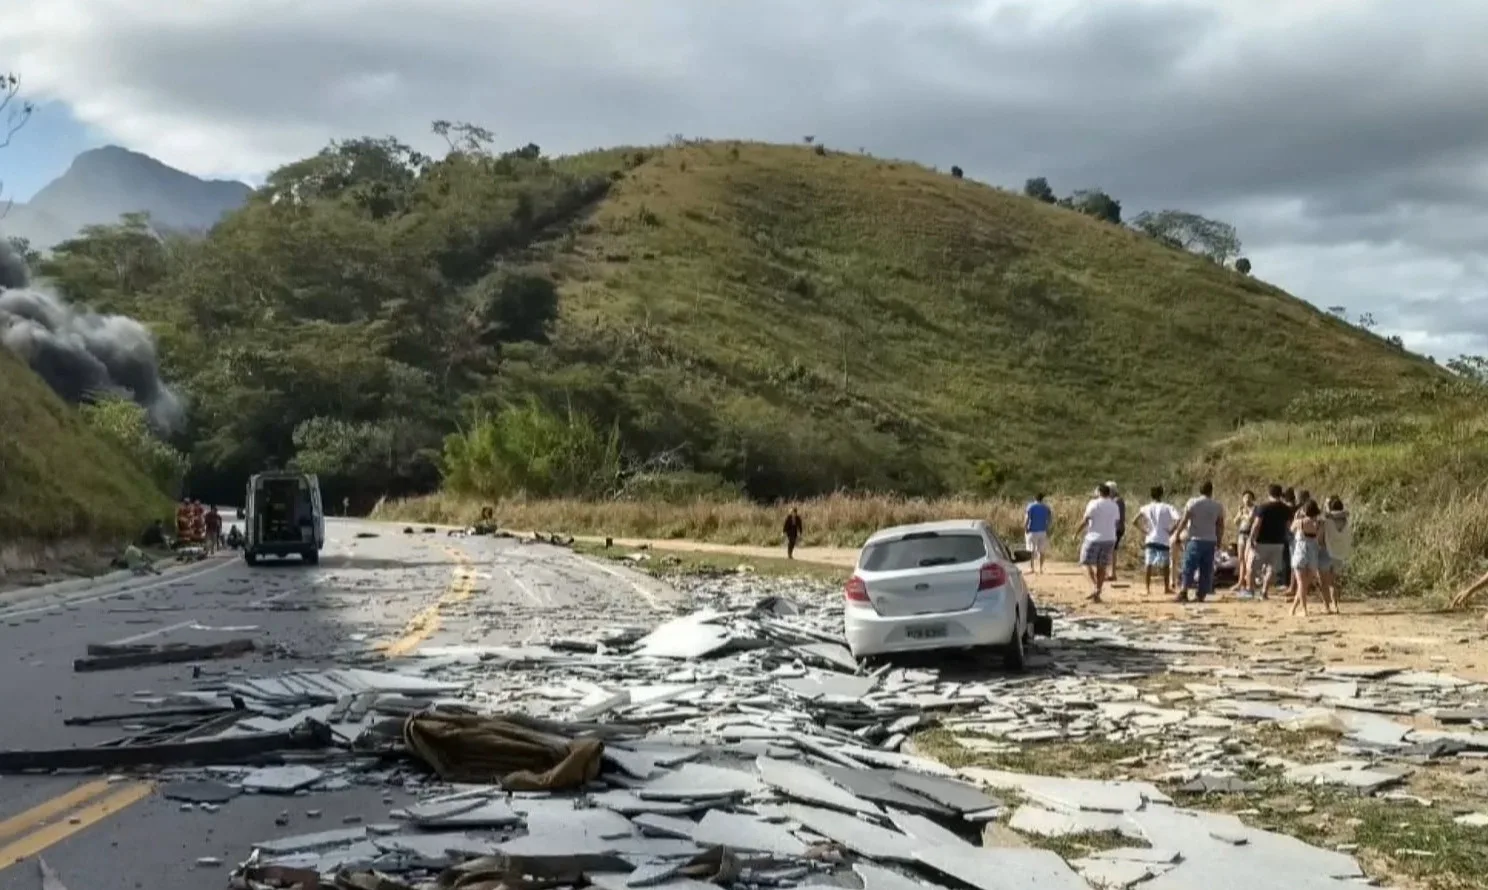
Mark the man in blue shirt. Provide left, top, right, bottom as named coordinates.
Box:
left=1024, top=494, right=1053, bottom=574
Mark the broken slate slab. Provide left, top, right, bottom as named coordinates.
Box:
left=1282, top=760, right=1406, bottom=793
left=1071, top=856, right=1177, bottom=889
left=254, top=827, right=369, bottom=855
left=160, top=780, right=241, bottom=804
left=632, top=610, right=734, bottom=659
left=691, top=809, right=806, bottom=856
left=632, top=812, right=698, bottom=839
left=1434, top=708, right=1488, bottom=725
left=587, top=789, right=736, bottom=816
left=1386, top=670, right=1474, bottom=689
left=854, top=861, right=947, bottom=890
left=793, top=642, right=860, bottom=673
left=401, top=797, right=521, bottom=828
left=885, top=809, right=973, bottom=848
left=241, top=765, right=324, bottom=794
left=817, top=765, right=955, bottom=817
left=756, top=756, right=881, bottom=815
left=960, top=768, right=1170, bottom=813
left=1008, top=804, right=1141, bottom=840
left=1321, top=665, right=1404, bottom=679
left=636, top=762, right=761, bottom=801
left=779, top=803, right=918, bottom=862
left=777, top=671, right=879, bottom=701
left=889, top=770, right=1002, bottom=814
left=916, top=844, right=1093, bottom=890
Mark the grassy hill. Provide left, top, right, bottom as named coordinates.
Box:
left=0, top=350, right=172, bottom=542
left=520, top=141, right=1443, bottom=494
left=33, top=137, right=1448, bottom=505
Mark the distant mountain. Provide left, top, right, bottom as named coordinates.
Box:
left=1, top=145, right=252, bottom=250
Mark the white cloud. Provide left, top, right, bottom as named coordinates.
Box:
left=4, top=0, right=1488, bottom=356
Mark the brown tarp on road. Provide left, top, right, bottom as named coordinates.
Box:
left=401, top=712, right=603, bottom=790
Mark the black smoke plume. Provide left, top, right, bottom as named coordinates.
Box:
left=0, top=240, right=184, bottom=431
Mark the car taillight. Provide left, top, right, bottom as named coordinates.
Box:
left=977, top=563, right=1007, bottom=590
left=845, top=575, right=869, bottom=603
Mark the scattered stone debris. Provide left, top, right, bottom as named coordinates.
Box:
left=7, top=575, right=1481, bottom=888
left=73, top=638, right=256, bottom=672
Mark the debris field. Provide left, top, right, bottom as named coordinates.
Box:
left=5, top=573, right=1487, bottom=890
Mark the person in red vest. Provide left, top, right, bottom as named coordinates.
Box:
left=188, top=499, right=206, bottom=546
left=175, top=499, right=193, bottom=547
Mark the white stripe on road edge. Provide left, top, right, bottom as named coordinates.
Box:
left=583, top=559, right=661, bottom=610
left=109, top=619, right=197, bottom=645
left=500, top=564, right=547, bottom=608
left=0, top=557, right=237, bottom=620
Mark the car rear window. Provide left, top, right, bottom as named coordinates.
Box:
left=860, top=533, right=988, bottom=571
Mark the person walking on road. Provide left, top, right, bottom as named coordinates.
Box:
left=783, top=508, right=803, bottom=559
left=1108, top=482, right=1127, bottom=582
left=205, top=506, right=223, bottom=554
left=1078, top=484, right=1121, bottom=602
left=1024, top=493, right=1053, bottom=574
left=1136, top=486, right=1180, bottom=597
left=1170, top=481, right=1225, bottom=603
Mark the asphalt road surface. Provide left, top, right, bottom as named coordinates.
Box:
left=0, top=518, right=677, bottom=890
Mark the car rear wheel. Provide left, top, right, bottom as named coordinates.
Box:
left=303, top=549, right=319, bottom=565
left=1003, top=611, right=1027, bottom=672
left=244, top=550, right=258, bottom=567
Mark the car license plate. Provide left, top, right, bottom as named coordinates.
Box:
left=906, top=624, right=947, bottom=640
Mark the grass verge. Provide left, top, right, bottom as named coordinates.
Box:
left=0, top=351, right=173, bottom=547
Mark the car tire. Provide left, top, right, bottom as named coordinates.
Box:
left=244, top=550, right=258, bottom=567
left=1003, top=612, right=1027, bottom=672
left=303, top=549, right=319, bottom=566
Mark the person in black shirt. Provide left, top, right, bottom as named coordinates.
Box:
left=783, top=508, right=803, bottom=559
left=1247, top=484, right=1293, bottom=599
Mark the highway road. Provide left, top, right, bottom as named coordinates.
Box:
left=0, top=518, right=677, bottom=890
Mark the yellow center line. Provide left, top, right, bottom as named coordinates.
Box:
left=0, top=782, right=154, bottom=871
left=0, top=545, right=477, bottom=872
left=0, top=780, right=118, bottom=845
left=382, top=546, right=475, bottom=658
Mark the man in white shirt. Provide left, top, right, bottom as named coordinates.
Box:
left=1077, top=483, right=1121, bottom=602
left=1136, top=485, right=1180, bottom=597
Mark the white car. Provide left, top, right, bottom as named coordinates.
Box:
left=842, top=519, right=1048, bottom=669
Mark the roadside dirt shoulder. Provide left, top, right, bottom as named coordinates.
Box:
left=586, top=535, right=1488, bottom=679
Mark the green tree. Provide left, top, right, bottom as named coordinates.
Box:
left=1023, top=177, right=1056, bottom=203
left=80, top=395, right=189, bottom=496
left=1446, top=355, right=1488, bottom=385
left=1060, top=188, right=1122, bottom=224
left=1131, top=209, right=1242, bottom=264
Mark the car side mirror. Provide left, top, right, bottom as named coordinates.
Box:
left=1011, top=549, right=1033, bottom=564
left=236, top=509, right=245, bottom=519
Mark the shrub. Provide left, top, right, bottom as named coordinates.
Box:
left=440, top=400, right=621, bottom=499
left=80, top=395, right=189, bottom=497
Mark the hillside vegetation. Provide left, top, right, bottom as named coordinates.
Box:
left=32, top=135, right=1444, bottom=508
left=0, top=350, right=173, bottom=542
left=527, top=141, right=1441, bottom=494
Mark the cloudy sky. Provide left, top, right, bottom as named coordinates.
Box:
left=3, top=0, right=1486, bottom=357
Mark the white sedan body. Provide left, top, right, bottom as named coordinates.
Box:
left=843, top=519, right=1032, bottom=659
